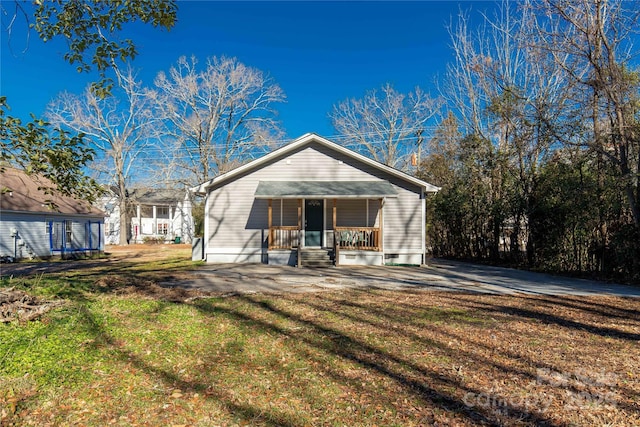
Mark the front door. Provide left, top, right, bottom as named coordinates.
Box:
left=305, top=199, right=323, bottom=247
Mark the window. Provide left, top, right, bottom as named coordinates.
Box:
left=157, top=207, right=169, bottom=216
left=65, top=221, right=72, bottom=246
left=157, top=223, right=169, bottom=235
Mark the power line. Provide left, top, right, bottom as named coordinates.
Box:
left=113, top=128, right=442, bottom=155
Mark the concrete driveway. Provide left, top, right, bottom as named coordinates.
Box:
left=169, top=259, right=640, bottom=297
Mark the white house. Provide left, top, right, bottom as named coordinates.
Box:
left=192, top=133, right=439, bottom=266
left=100, top=188, right=194, bottom=244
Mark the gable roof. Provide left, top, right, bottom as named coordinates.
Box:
left=100, top=187, right=187, bottom=205
left=129, top=188, right=187, bottom=205
left=192, top=133, right=440, bottom=195
left=0, top=167, right=104, bottom=216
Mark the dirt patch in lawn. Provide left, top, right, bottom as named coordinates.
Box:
left=0, top=288, right=64, bottom=323
left=104, top=243, right=192, bottom=262
left=94, top=274, right=212, bottom=302
left=0, top=244, right=193, bottom=279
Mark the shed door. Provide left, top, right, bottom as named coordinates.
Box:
left=305, top=199, right=323, bottom=247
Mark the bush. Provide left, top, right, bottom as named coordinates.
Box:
left=142, top=236, right=165, bottom=245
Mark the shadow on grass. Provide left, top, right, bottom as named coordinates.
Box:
left=8, top=285, right=638, bottom=426
left=4, top=255, right=639, bottom=425
left=65, top=299, right=303, bottom=427
left=1, top=256, right=203, bottom=302
left=425, top=291, right=640, bottom=342
left=304, top=289, right=640, bottom=413
left=190, top=295, right=558, bottom=426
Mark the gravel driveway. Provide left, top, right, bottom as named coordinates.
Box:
left=169, top=258, right=640, bottom=297
left=2, top=252, right=638, bottom=297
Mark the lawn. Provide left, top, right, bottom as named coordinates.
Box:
left=1, top=248, right=639, bottom=426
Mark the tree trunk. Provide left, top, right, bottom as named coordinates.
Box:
left=119, top=195, right=129, bottom=246
left=116, top=160, right=129, bottom=245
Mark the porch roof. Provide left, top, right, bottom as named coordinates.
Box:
left=255, top=181, right=398, bottom=199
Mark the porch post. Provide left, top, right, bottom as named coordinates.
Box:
left=332, top=198, right=337, bottom=229
left=297, top=199, right=302, bottom=267
left=421, top=190, right=426, bottom=265
left=268, top=198, right=272, bottom=249
left=379, top=198, right=384, bottom=252
left=333, top=198, right=338, bottom=266
left=136, top=204, right=141, bottom=243
left=169, top=205, right=174, bottom=238
left=153, top=205, right=157, bottom=238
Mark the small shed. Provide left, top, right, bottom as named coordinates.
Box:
left=0, top=168, right=105, bottom=259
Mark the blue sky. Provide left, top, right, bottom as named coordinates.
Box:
left=2, top=1, right=498, bottom=139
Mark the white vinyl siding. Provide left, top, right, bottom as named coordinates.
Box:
left=204, top=141, right=424, bottom=260
left=0, top=213, right=51, bottom=258
left=0, top=212, right=104, bottom=259
left=382, top=179, right=424, bottom=252
left=367, top=199, right=380, bottom=227
left=71, top=221, right=84, bottom=248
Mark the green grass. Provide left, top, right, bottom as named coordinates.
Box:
left=1, top=253, right=639, bottom=426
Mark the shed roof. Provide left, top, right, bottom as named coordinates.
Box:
left=254, top=181, right=398, bottom=199
left=0, top=168, right=104, bottom=216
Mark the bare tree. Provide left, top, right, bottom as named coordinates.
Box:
left=150, top=55, right=286, bottom=186
left=443, top=11, right=492, bottom=139
left=525, top=0, right=640, bottom=225
left=46, top=67, right=158, bottom=245
left=1, top=1, right=175, bottom=202
left=440, top=1, right=574, bottom=261
left=445, top=2, right=568, bottom=152
left=330, top=83, right=440, bottom=170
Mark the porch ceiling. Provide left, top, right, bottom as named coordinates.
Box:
left=255, top=181, right=398, bottom=199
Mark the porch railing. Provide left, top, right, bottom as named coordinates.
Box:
left=269, top=226, right=299, bottom=249
left=268, top=226, right=381, bottom=251
left=334, top=227, right=381, bottom=251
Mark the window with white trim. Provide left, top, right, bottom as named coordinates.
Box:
left=157, top=223, right=169, bottom=235
left=65, top=221, right=72, bottom=246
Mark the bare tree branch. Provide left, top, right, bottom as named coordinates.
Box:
left=331, top=83, right=441, bottom=171
left=151, top=55, right=286, bottom=186
left=46, top=66, right=159, bottom=245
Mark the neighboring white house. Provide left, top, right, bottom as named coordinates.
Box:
left=0, top=167, right=105, bottom=259
left=192, top=133, right=440, bottom=266
left=100, top=188, right=193, bottom=245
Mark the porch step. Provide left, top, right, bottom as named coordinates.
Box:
left=299, top=248, right=334, bottom=268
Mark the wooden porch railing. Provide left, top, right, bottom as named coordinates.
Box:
left=269, top=226, right=300, bottom=249
left=268, top=226, right=381, bottom=251
left=334, top=227, right=381, bottom=251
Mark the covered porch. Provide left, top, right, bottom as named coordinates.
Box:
left=255, top=181, right=397, bottom=266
